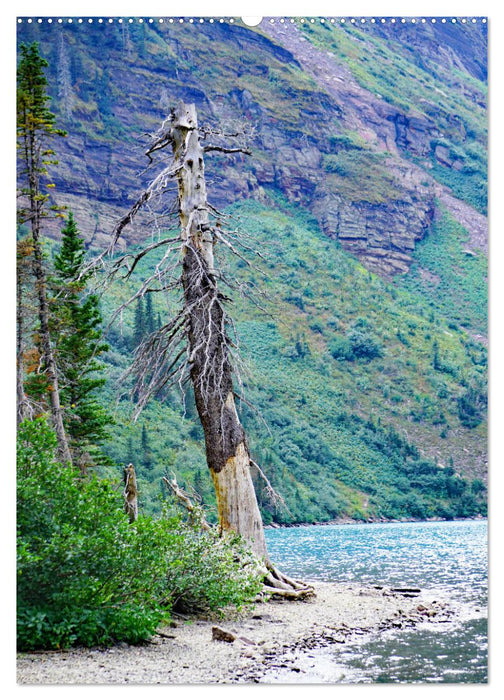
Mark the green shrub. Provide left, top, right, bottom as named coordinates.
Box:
left=457, top=380, right=487, bottom=428
left=162, top=523, right=263, bottom=614
left=347, top=328, right=382, bottom=360
left=17, top=418, right=176, bottom=650
left=17, top=418, right=263, bottom=650
left=329, top=335, right=354, bottom=361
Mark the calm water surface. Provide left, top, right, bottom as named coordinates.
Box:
left=264, top=519, right=487, bottom=683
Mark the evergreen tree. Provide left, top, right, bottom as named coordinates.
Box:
left=145, top=293, right=155, bottom=336
left=52, top=212, right=113, bottom=472
left=96, top=67, right=112, bottom=117
left=17, top=41, right=71, bottom=464
left=141, top=423, right=153, bottom=471
left=132, top=296, right=145, bottom=350
left=432, top=339, right=442, bottom=371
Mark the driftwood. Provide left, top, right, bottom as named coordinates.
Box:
left=260, top=564, right=315, bottom=599
left=212, top=626, right=236, bottom=643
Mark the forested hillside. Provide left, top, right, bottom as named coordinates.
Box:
left=17, top=17, right=487, bottom=524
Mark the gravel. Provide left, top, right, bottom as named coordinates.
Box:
left=17, top=582, right=454, bottom=684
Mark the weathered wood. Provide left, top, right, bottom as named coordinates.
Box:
left=171, top=103, right=269, bottom=562
left=212, top=626, right=236, bottom=643
left=162, top=475, right=211, bottom=531
left=105, top=103, right=314, bottom=593
left=32, top=228, right=73, bottom=466
left=123, top=463, right=138, bottom=523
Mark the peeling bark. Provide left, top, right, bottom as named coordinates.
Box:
left=211, top=442, right=269, bottom=561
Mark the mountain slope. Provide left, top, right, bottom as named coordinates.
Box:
left=16, top=17, right=487, bottom=522
left=18, top=19, right=487, bottom=277
left=92, top=194, right=486, bottom=522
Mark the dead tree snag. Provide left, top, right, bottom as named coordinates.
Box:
left=105, top=102, right=313, bottom=597
left=123, top=463, right=138, bottom=523
left=172, top=102, right=269, bottom=561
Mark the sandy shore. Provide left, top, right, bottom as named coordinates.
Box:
left=17, top=582, right=454, bottom=684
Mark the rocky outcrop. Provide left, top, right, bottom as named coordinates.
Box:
left=312, top=193, right=435, bottom=276
left=21, top=18, right=486, bottom=277
left=390, top=112, right=440, bottom=157
left=262, top=20, right=486, bottom=274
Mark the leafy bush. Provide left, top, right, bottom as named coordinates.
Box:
left=17, top=418, right=175, bottom=650
left=329, top=324, right=382, bottom=362
left=347, top=328, right=383, bottom=360
left=329, top=335, right=354, bottom=361
left=162, top=522, right=263, bottom=614
left=17, top=418, right=262, bottom=651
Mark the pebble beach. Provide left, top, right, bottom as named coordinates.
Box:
left=17, top=581, right=454, bottom=684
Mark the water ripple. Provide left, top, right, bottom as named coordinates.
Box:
left=265, top=520, right=487, bottom=683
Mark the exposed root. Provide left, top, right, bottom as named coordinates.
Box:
left=163, top=472, right=314, bottom=599
left=259, top=564, right=316, bottom=599
left=262, top=585, right=314, bottom=600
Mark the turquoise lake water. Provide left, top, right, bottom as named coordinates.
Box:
left=264, top=519, right=488, bottom=683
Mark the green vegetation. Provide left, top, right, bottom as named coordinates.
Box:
left=15, top=42, right=263, bottom=652
left=322, top=149, right=402, bottom=204
left=17, top=418, right=262, bottom=651
left=16, top=40, right=73, bottom=464
left=17, top=418, right=171, bottom=650
left=398, top=207, right=487, bottom=334
left=301, top=21, right=487, bottom=213
left=16, top=25, right=487, bottom=653
left=51, top=212, right=113, bottom=470
left=95, top=196, right=486, bottom=525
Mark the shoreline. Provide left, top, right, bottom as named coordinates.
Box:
left=265, top=515, right=487, bottom=529
left=17, top=581, right=456, bottom=685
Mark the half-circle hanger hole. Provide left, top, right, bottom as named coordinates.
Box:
left=241, top=17, right=263, bottom=27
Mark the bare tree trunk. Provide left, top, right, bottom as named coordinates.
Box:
left=171, top=103, right=269, bottom=562
left=19, top=117, right=72, bottom=465
left=31, top=229, right=72, bottom=466
left=16, top=264, right=29, bottom=427
left=123, top=463, right=138, bottom=523
left=107, top=103, right=314, bottom=594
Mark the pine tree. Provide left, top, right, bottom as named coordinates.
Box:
left=145, top=293, right=155, bottom=336
left=132, top=296, right=145, bottom=350
left=140, top=423, right=153, bottom=471
left=17, top=41, right=71, bottom=464
left=52, top=212, right=113, bottom=473
left=96, top=67, right=113, bottom=117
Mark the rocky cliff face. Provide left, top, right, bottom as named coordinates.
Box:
left=262, top=20, right=486, bottom=274
left=18, top=18, right=487, bottom=277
